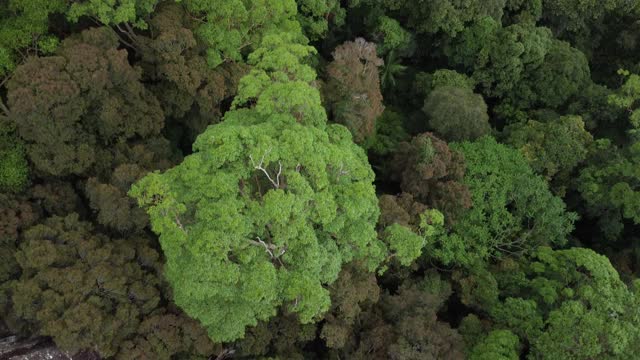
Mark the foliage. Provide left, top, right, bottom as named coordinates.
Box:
left=295, top=0, right=345, bottom=40
left=177, top=0, right=300, bottom=68
left=67, top=0, right=161, bottom=28
left=504, top=115, right=593, bottom=193
left=324, top=38, right=385, bottom=144
left=436, top=137, right=576, bottom=266
left=0, top=119, right=28, bottom=192
left=577, top=140, right=640, bottom=240
left=1, top=1, right=640, bottom=358
left=10, top=214, right=163, bottom=357
left=351, top=0, right=507, bottom=37
left=423, top=86, right=491, bottom=142
left=414, top=69, right=475, bottom=99
left=332, top=272, right=465, bottom=359
left=130, top=26, right=389, bottom=342
left=0, top=0, right=66, bottom=77
left=469, top=330, right=519, bottom=360
left=7, top=27, right=164, bottom=177
left=467, top=246, right=640, bottom=359
left=373, top=15, right=413, bottom=55
left=389, top=132, right=471, bottom=223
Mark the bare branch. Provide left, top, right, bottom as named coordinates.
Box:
left=0, top=98, right=10, bottom=117
left=249, top=149, right=282, bottom=188
left=174, top=214, right=188, bottom=234
left=249, top=237, right=275, bottom=258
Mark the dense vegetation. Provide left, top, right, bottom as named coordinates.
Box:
left=2, top=1, right=640, bottom=359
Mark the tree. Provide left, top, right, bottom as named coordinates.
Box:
left=139, top=2, right=249, bottom=146
left=7, top=27, right=165, bottom=177
left=295, top=0, right=345, bottom=40
left=430, top=137, right=576, bottom=267
left=446, top=17, right=552, bottom=103
left=414, top=69, right=475, bottom=100
left=577, top=140, right=640, bottom=240
left=130, top=30, right=388, bottom=342
left=320, top=264, right=380, bottom=349
left=10, top=214, right=164, bottom=357
left=118, top=313, right=221, bottom=360
left=324, top=38, right=385, bottom=144
left=528, top=39, right=591, bottom=109
left=389, top=133, right=471, bottom=223
left=541, top=0, right=636, bottom=53
left=469, top=330, right=520, bottom=360
left=363, top=109, right=409, bottom=156
left=67, top=0, right=161, bottom=29
left=445, top=18, right=591, bottom=110
left=423, top=86, right=491, bottom=142
left=462, top=246, right=640, bottom=359
left=576, top=71, right=640, bottom=240
left=130, top=111, right=384, bottom=342
left=503, top=115, right=593, bottom=193
left=350, top=0, right=507, bottom=37
left=332, top=272, right=465, bottom=359
left=177, top=0, right=300, bottom=68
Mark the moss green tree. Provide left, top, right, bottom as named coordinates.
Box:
left=423, top=86, right=491, bottom=142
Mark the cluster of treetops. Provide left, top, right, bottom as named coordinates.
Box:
left=3, top=0, right=640, bottom=359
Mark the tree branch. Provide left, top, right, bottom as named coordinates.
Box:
left=249, top=149, right=282, bottom=189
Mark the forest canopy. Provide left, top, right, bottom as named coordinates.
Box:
left=2, top=1, right=640, bottom=359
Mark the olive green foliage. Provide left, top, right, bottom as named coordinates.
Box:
left=177, top=0, right=300, bottom=67
left=7, top=27, right=164, bottom=177
left=436, top=137, right=575, bottom=266
left=528, top=39, right=591, bottom=109
left=424, top=86, right=491, bottom=142
left=465, top=247, right=640, bottom=359
left=333, top=272, right=465, bottom=359
left=414, top=69, right=475, bottom=99
left=608, top=70, right=640, bottom=139
left=320, top=264, right=380, bottom=349
left=0, top=119, right=28, bottom=192
left=10, top=214, right=162, bottom=357
left=446, top=18, right=552, bottom=103
left=324, top=38, right=385, bottom=144
left=118, top=313, right=219, bottom=360
left=131, top=29, right=386, bottom=342
left=447, top=18, right=590, bottom=110
left=139, top=2, right=248, bottom=146
left=541, top=0, right=637, bottom=51
left=352, top=0, right=506, bottom=37
left=504, top=115, right=593, bottom=192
